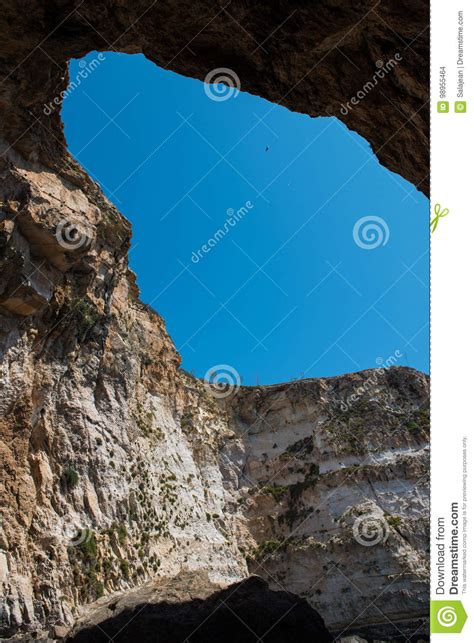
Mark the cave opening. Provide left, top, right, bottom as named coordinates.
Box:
left=0, top=4, right=431, bottom=639
left=62, top=51, right=429, bottom=385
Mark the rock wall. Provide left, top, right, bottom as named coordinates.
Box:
left=227, top=371, right=429, bottom=638
left=0, top=145, right=249, bottom=636
left=0, top=0, right=429, bottom=640
left=0, top=166, right=430, bottom=634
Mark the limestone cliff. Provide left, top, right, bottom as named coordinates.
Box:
left=0, top=1, right=429, bottom=640
left=227, top=372, right=429, bottom=639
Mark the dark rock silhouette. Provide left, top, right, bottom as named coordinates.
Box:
left=67, top=575, right=332, bottom=643
left=0, top=0, right=428, bottom=193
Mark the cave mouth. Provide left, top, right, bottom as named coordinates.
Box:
left=62, top=51, right=429, bottom=385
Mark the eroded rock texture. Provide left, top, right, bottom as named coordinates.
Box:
left=0, top=0, right=429, bottom=640
left=228, top=371, right=429, bottom=640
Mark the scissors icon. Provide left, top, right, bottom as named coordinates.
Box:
left=430, top=203, right=449, bottom=233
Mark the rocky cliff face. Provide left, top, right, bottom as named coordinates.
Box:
left=0, top=148, right=248, bottom=632
left=0, top=188, right=430, bottom=635
left=227, top=372, right=429, bottom=639
left=0, top=0, right=429, bottom=640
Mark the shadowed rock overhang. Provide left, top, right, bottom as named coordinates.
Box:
left=0, top=0, right=429, bottom=194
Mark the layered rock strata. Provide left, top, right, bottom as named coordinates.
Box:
left=0, top=0, right=429, bottom=639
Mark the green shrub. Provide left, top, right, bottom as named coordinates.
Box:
left=77, top=529, right=97, bottom=561
left=260, top=484, right=287, bottom=499
left=62, top=466, right=79, bottom=488
left=252, top=540, right=281, bottom=559
left=72, top=298, right=101, bottom=343
left=94, top=580, right=104, bottom=597
left=102, top=558, right=112, bottom=576
left=117, top=523, right=127, bottom=546
left=119, top=559, right=130, bottom=579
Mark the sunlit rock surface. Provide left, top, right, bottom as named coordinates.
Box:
left=0, top=0, right=429, bottom=640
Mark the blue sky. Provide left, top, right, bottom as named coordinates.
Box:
left=62, top=52, right=429, bottom=384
